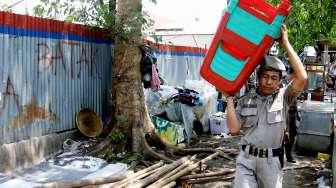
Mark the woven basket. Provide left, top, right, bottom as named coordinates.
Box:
left=76, top=108, right=103, bottom=137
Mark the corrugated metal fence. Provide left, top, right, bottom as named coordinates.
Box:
left=0, top=11, right=207, bottom=145
left=0, top=11, right=113, bottom=144
left=152, top=42, right=206, bottom=86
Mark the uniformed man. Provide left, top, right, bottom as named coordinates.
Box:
left=224, top=25, right=307, bottom=188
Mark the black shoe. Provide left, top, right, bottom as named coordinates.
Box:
left=287, top=157, right=296, bottom=163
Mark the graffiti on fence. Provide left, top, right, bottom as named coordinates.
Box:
left=76, top=46, right=99, bottom=78
left=37, top=40, right=99, bottom=79
left=37, top=41, right=67, bottom=75
left=1, top=76, right=19, bottom=112
left=0, top=38, right=105, bottom=126
left=0, top=11, right=113, bottom=142
left=0, top=76, right=54, bottom=130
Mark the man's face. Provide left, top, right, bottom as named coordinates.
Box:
left=258, top=70, right=281, bottom=95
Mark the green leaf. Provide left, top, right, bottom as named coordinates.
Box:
left=32, top=0, right=154, bottom=42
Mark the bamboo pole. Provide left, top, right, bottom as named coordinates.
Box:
left=111, top=161, right=164, bottom=188
left=187, top=174, right=235, bottom=184
left=157, top=155, right=196, bottom=182
left=179, top=169, right=235, bottom=180
left=162, top=181, right=176, bottom=188
left=36, top=176, right=125, bottom=188
left=127, top=157, right=189, bottom=188
left=147, top=152, right=219, bottom=188
left=112, top=168, right=160, bottom=188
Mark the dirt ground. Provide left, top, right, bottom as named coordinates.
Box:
left=72, top=132, right=332, bottom=188
left=166, top=134, right=333, bottom=188
left=0, top=132, right=330, bottom=188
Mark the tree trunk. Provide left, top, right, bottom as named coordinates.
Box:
left=107, top=0, right=210, bottom=161
left=110, top=0, right=155, bottom=153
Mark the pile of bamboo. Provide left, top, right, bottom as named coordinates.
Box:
left=38, top=151, right=236, bottom=188
left=115, top=151, right=235, bottom=188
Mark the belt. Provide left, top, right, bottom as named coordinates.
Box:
left=242, top=145, right=282, bottom=158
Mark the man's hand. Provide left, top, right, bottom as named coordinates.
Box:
left=221, top=90, right=241, bottom=134
left=221, top=91, right=230, bottom=98
left=278, top=24, right=308, bottom=93
left=220, top=91, right=234, bottom=101
left=279, top=24, right=289, bottom=47
left=284, top=131, right=290, bottom=143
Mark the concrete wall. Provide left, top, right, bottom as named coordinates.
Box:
left=0, top=131, right=77, bottom=173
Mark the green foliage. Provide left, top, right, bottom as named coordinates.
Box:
left=109, top=130, right=126, bottom=143
left=104, top=151, right=117, bottom=162
left=33, top=0, right=155, bottom=42
left=148, top=31, right=163, bottom=43
left=0, top=2, right=13, bottom=12
left=33, top=0, right=79, bottom=21
left=122, top=152, right=143, bottom=163
left=267, top=0, right=336, bottom=51
left=104, top=151, right=143, bottom=163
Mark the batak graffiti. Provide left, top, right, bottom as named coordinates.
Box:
left=36, top=40, right=99, bottom=79
left=0, top=38, right=104, bottom=131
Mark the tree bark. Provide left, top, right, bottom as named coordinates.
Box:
left=106, top=0, right=176, bottom=163
left=110, top=0, right=155, bottom=154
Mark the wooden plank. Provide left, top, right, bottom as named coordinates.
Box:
left=36, top=176, right=125, bottom=188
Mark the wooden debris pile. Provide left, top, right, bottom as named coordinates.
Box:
left=37, top=148, right=238, bottom=188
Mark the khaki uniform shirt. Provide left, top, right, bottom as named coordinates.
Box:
left=235, top=83, right=300, bottom=149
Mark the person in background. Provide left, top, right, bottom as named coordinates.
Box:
left=224, top=25, right=307, bottom=188
left=328, top=63, right=336, bottom=89
left=284, top=67, right=298, bottom=163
